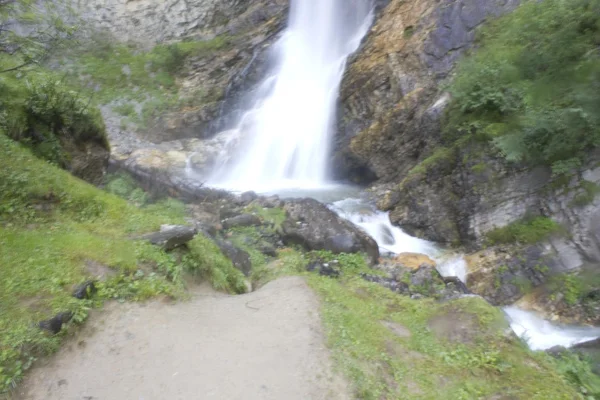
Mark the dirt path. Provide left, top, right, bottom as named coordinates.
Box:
left=15, top=277, right=350, bottom=400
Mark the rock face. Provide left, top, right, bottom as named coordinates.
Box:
left=75, top=0, right=283, bottom=45
left=339, top=0, right=600, bottom=270
left=80, top=0, right=288, bottom=186
left=63, top=138, right=110, bottom=185
left=281, top=198, right=380, bottom=265
left=336, top=0, right=520, bottom=184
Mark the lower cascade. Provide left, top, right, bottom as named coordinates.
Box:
left=197, top=0, right=599, bottom=352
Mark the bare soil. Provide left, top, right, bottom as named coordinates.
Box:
left=13, top=277, right=349, bottom=400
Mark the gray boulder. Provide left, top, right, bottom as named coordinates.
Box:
left=142, top=225, right=197, bottom=250
left=281, top=198, right=379, bottom=265
left=222, top=214, right=262, bottom=230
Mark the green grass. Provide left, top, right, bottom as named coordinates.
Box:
left=485, top=216, right=563, bottom=245
left=308, top=275, right=581, bottom=399
left=0, top=134, right=242, bottom=392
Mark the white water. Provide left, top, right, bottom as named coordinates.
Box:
left=208, top=0, right=374, bottom=191
left=331, top=197, right=468, bottom=282
left=331, top=197, right=600, bottom=350
left=504, top=307, right=600, bottom=350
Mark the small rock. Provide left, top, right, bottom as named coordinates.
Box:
left=72, top=281, right=97, bottom=299
left=39, top=312, right=73, bottom=334
left=306, top=261, right=340, bottom=278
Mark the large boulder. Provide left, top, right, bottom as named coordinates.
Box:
left=281, top=198, right=379, bottom=265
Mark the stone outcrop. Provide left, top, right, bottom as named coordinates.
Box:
left=74, top=0, right=285, bottom=45
left=281, top=198, right=380, bottom=265
left=336, top=0, right=520, bottom=184
left=142, top=225, right=198, bottom=250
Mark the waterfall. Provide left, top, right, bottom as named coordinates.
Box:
left=208, top=0, right=374, bottom=192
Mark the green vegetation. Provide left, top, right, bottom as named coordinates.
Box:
left=308, top=275, right=581, bottom=399
left=485, top=216, right=562, bottom=245
left=0, top=135, right=243, bottom=392
left=548, top=270, right=600, bottom=306
left=183, top=237, right=247, bottom=294
left=0, top=73, right=108, bottom=166
left=571, top=180, right=600, bottom=207
left=551, top=350, right=600, bottom=398
left=407, top=147, right=455, bottom=176
left=58, top=33, right=230, bottom=130
left=444, top=0, right=600, bottom=175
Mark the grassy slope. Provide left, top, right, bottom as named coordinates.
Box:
left=0, top=134, right=245, bottom=392
left=309, top=275, right=584, bottom=399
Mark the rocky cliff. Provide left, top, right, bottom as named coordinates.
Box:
left=337, top=0, right=600, bottom=320
left=77, top=0, right=289, bottom=188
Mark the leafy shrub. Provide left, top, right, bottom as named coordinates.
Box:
left=445, top=0, right=600, bottom=171
left=1, top=77, right=108, bottom=165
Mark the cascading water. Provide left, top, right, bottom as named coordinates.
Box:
left=208, top=0, right=373, bottom=191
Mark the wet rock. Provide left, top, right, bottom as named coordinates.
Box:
left=442, top=276, right=470, bottom=295
left=222, top=214, right=262, bottom=230
left=393, top=252, right=436, bottom=269
left=39, top=312, right=73, bottom=335
left=215, top=239, right=252, bottom=276
left=142, top=225, right=198, bottom=251
left=281, top=198, right=380, bottom=265
left=306, top=261, right=340, bottom=278
left=409, top=265, right=439, bottom=288
left=466, top=246, right=552, bottom=306
left=72, top=281, right=97, bottom=300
